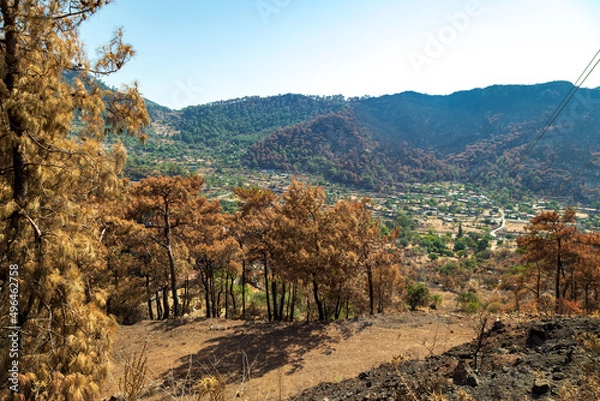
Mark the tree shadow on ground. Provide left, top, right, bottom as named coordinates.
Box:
left=164, top=321, right=344, bottom=385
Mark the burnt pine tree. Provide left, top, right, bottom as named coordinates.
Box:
left=0, top=1, right=148, bottom=400
left=232, top=187, right=279, bottom=320
left=129, top=175, right=204, bottom=319
left=279, top=180, right=329, bottom=320
left=517, top=208, right=580, bottom=314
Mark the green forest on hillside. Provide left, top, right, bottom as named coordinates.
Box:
left=125, top=82, right=600, bottom=202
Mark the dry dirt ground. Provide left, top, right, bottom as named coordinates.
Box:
left=104, top=307, right=477, bottom=400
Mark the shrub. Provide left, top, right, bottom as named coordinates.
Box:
left=486, top=301, right=505, bottom=314
left=406, top=282, right=431, bottom=311
left=429, top=294, right=443, bottom=310
left=455, top=291, right=481, bottom=313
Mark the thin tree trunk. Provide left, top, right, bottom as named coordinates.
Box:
left=367, top=264, right=374, bottom=315
left=216, top=273, right=224, bottom=318
left=146, top=275, right=154, bottom=320
left=345, top=299, right=350, bottom=319
left=279, top=281, right=286, bottom=321
left=312, top=278, right=325, bottom=321
left=162, top=285, right=170, bottom=319
left=156, top=289, right=163, bottom=320
left=271, top=278, right=278, bottom=321
left=221, top=273, right=229, bottom=319
left=289, top=282, right=297, bottom=322
left=184, top=276, right=189, bottom=314
left=584, top=284, right=590, bottom=313
left=264, top=256, right=272, bottom=321
left=210, top=267, right=217, bottom=318
left=284, top=285, right=294, bottom=321
left=334, top=298, right=341, bottom=320
left=163, top=201, right=180, bottom=317
left=167, top=245, right=180, bottom=317
left=202, top=268, right=211, bottom=318
left=230, top=273, right=237, bottom=317
left=241, top=260, right=247, bottom=319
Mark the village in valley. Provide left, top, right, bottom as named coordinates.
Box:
left=196, top=167, right=600, bottom=245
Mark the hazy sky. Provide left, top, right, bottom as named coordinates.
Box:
left=79, top=0, right=600, bottom=109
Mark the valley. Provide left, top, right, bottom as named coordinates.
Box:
left=126, top=82, right=600, bottom=205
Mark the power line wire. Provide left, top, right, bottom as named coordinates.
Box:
left=510, top=48, right=600, bottom=175
left=559, top=152, right=600, bottom=193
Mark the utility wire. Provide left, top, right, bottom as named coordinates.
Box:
left=553, top=56, right=600, bottom=195
left=510, top=48, right=600, bottom=175
left=559, top=152, right=600, bottom=193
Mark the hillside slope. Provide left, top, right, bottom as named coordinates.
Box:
left=135, top=82, right=600, bottom=200
left=245, top=83, right=600, bottom=200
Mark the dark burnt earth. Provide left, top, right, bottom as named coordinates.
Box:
left=290, top=317, right=600, bottom=401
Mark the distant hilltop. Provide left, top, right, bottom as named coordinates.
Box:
left=139, top=82, right=600, bottom=202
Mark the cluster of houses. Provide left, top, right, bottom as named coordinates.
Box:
left=200, top=171, right=600, bottom=237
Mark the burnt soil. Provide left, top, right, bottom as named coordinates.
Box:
left=289, top=317, right=600, bottom=401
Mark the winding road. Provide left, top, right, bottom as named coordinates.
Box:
left=490, top=209, right=505, bottom=238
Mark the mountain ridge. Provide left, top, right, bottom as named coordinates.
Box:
left=136, top=81, right=600, bottom=201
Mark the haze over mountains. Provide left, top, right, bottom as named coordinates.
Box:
left=141, top=81, right=600, bottom=202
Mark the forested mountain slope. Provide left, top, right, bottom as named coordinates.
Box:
left=139, top=82, right=600, bottom=200
left=166, top=94, right=347, bottom=151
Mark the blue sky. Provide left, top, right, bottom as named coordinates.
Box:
left=79, top=0, right=600, bottom=109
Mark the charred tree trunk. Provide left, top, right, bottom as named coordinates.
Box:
left=224, top=273, right=231, bottom=319
left=285, top=284, right=292, bottom=321
left=367, top=264, right=374, bottom=315
left=241, top=260, right=247, bottom=319
left=183, top=276, right=189, bottom=314
left=162, top=285, right=170, bottom=319
left=229, top=274, right=237, bottom=318
left=164, top=202, right=180, bottom=317
left=289, top=282, right=297, bottom=322
left=271, top=279, right=278, bottom=321
left=146, top=275, right=154, bottom=320
left=201, top=268, right=211, bottom=318
left=166, top=247, right=180, bottom=317
left=278, top=281, right=286, bottom=321
left=216, top=273, right=224, bottom=318
left=312, top=277, right=325, bottom=321
left=264, top=255, right=272, bottom=321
